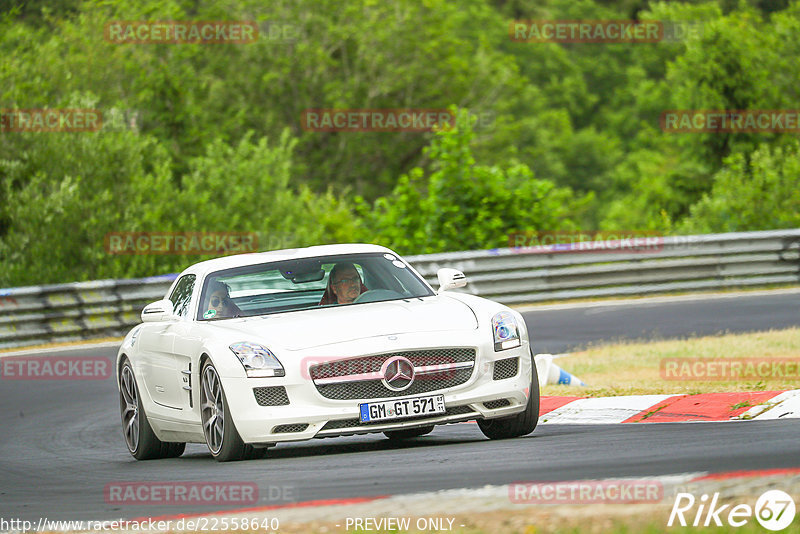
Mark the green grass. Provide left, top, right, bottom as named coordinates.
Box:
left=540, top=328, right=800, bottom=397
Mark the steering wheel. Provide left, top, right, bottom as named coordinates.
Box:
left=353, top=289, right=405, bottom=304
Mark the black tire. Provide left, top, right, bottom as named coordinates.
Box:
left=119, top=359, right=186, bottom=460
left=200, top=360, right=265, bottom=462
left=478, top=349, right=540, bottom=440
left=384, top=425, right=434, bottom=440
left=164, top=442, right=187, bottom=458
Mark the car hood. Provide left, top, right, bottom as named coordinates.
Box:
left=209, top=296, right=478, bottom=351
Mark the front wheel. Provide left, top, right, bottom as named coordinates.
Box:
left=119, top=359, right=185, bottom=460
left=200, top=360, right=266, bottom=461
left=478, top=350, right=540, bottom=440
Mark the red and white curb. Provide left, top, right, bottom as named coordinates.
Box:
left=105, top=468, right=800, bottom=530
left=538, top=389, right=800, bottom=424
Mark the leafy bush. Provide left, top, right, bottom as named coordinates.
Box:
left=0, top=113, right=178, bottom=285
left=362, top=110, right=586, bottom=254
left=0, top=126, right=358, bottom=286
left=2, top=1, right=800, bottom=286
left=679, top=141, right=800, bottom=233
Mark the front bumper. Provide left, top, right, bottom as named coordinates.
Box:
left=220, top=335, right=532, bottom=444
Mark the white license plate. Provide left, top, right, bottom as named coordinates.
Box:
left=359, top=395, right=445, bottom=423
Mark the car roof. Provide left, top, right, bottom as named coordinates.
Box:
left=179, top=243, right=397, bottom=278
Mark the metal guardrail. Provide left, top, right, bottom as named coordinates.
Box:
left=405, top=229, right=800, bottom=303
left=0, top=275, right=177, bottom=350
left=1, top=230, right=798, bottom=350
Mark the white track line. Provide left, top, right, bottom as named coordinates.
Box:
left=0, top=340, right=122, bottom=358
left=514, top=287, right=800, bottom=312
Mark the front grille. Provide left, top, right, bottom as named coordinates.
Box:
left=253, top=386, right=290, bottom=406
left=316, top=368, right=473, bottom=400
left=493, top=357, right=518, bottom=380
left=310, top=348, right=476, bottom=401
left=484, top=399, right=511, bottom=409
left=320, top=405, right=476, bottom=431
left=272, top=423, right=308, bottom=433
left=309, top=348, right=475, bottom=380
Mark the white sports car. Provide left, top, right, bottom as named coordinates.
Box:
left=116, top=244, right=539, bottom=461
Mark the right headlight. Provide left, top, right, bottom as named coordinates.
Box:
left=229, top=342, right=285, bottom=378
left=492, top=311, right=521, bottom=351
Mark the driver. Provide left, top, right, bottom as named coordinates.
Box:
left=204, top=280, right=242, bottom=318
left=319, top=263, right=367, bottom=305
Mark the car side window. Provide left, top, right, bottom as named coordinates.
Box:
left=169, top=275, right=196, bottom=317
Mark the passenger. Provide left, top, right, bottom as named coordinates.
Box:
left=204, top=280, right=242, bottom=318
left=319, top=263, right=367, bottom=305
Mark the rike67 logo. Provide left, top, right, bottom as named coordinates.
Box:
left=668, top=490, right=796, bottom=531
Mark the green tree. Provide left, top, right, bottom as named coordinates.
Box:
left=364, top=110, right=586, bottom=254
left=679, top=142, right=800, bottom=233
left=176, top=130, right=360, bottom=249
left=0, top=119, right=179, bottom=285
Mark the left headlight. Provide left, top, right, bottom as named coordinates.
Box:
left=492, top=311, right=521, bottom=351
left=229, top=342, right=285, bottom=378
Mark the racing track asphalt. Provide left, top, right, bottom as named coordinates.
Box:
left=1, top=290, right=798, bottom=521
left=524, top=290, right=800, bottom=354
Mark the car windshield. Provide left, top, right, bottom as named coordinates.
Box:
left=196, top=252, right=434, bottom=320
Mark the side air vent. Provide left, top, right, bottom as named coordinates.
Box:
left=253, top=386, right=289, bottom=406
left=483, top=399, right=511, bottom=409
left=493, top=357, right=518, bottom=380
left=272, top=423, right=308, bottom=433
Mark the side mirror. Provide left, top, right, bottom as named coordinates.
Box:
left=141, top=299, right=177, bottom=323
left=437, top=268, right=467, bottom=292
